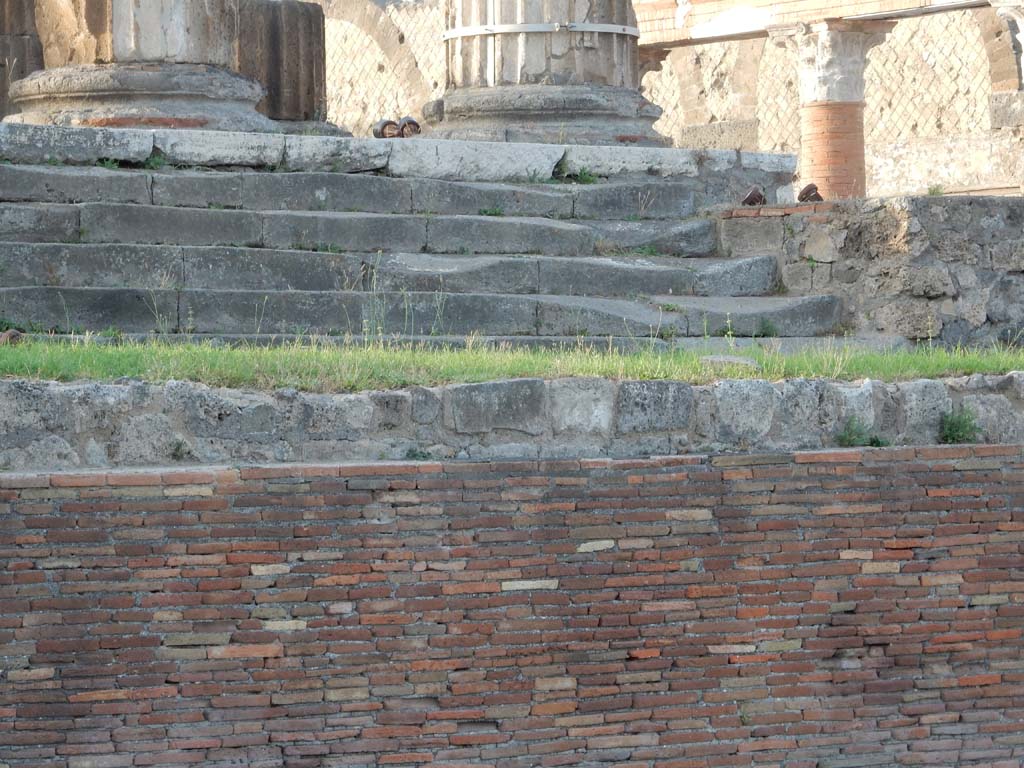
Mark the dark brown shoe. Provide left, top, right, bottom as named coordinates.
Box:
left=372, top=119, right=401, bottom=139
left=798, top=183, right=824, bottom=203
left=398, top=116, right=421, bottom=138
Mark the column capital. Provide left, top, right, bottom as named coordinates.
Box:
left=770, top=19, right=895, bottom=105
left=991, top=0, right=1024, bottom=16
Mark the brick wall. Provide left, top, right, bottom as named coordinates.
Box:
left=2, top=446, right=1023, bottom=767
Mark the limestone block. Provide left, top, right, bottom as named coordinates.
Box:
left=153, top=129, right=285, bottom=167
left=0, top=122, right=153, bottom=164
left=961, top=394, right=1024, bottom=443
left=0, top=164, right=151, bottom=204
left=387, top=138, right=566, bottom=182
left=562, top=145, right=700, bottom=179
left=713, top=380, right=780, bottom=443
left=548, top=379, right=615, bottom=436
left=445, top=379, right=547, bottom=435
left=897, top=379, right=951, bottom=444
left=282, top=135, right=390, bottom=173
left=615, top=381, right=692, bottom=434
left=990, top=91, right=1024, bottom=129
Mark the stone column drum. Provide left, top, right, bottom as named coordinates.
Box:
left=6, top=0, right=278, bottom=132
left=425, top=0, right=666, bottom=146
left=0, top=0, right=44, bottom=118
left=238, top=0, right=327, bottom=125
left=775, top=20, right=892, bottom=199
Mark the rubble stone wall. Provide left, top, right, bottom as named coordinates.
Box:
left=7, top=372, right=1024, bottom=471
left=1, top=446, right=1022, bottom=767
left=721, top=197, right=1024, bottom=345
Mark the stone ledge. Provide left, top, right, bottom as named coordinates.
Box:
left=3, top=442, right=1021, bottom=485
left=0, top=122, right=797, bottom=188
left=3, top=373, right=1024, bottom=471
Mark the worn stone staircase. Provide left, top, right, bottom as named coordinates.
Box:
left=0, top=125, right=846, bottom=346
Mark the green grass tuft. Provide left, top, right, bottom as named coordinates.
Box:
left=836, top=416, right=888, bottom=448
left=939, top=406, right=981, bottom=444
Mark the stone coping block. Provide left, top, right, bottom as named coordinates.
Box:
left=4, top=442, right=1019, bottom=485
left=3, top=372, right=1024, bottom=471
left=0, top=122, right=797, bottom=185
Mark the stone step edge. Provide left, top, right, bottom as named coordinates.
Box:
left=0, top=122, right=797, bottom=186
left=2, top=286, right=842, bottom=339
left=21, top=332, right=908, bottom=352
left=1, top=199, right=716, bottom=228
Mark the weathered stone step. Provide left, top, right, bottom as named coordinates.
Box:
left=0, top=243, right=777, bottom=298
left=48, top=332, right=909, bottom=353
left=1, top=287, right=842, bottom=338
left=0, top=202, right=721, bottom=257
left=651, top=295, right=843, bottom=338
left=28, top=203, right=599, bottom=255
left=0, top=123, right=796, bottom=196
left=370, top=253, right=777, bottom=297
left=0, top=163, right=700, bottom=219
left=589, top=219, right=716, bottom=257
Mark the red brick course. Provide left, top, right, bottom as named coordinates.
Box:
left=1, top=446, right=1022, bottom=766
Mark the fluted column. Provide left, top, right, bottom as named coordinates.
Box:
left=0, top=0, right=43, bottom=118
left=425, top=0, right=666, bottom=146
left=6, top=0, right=278, bottom=132
left=238, top=0, right=328, bottom=125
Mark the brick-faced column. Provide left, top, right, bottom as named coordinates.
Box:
left=773, top=21, right=892, bottom=199
left=800, top=101, right=866, bottom=199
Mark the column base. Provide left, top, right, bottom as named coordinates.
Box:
left=424, top=84, right=669, bottom=147
left=5, top=63, right=280, bottom=133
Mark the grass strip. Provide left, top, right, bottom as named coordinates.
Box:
left=1, top=338, right=1022, bottom=394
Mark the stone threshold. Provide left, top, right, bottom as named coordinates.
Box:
left=0, top=122, right=797, bottom=184
left=720, top=202, right=839, bottom=219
